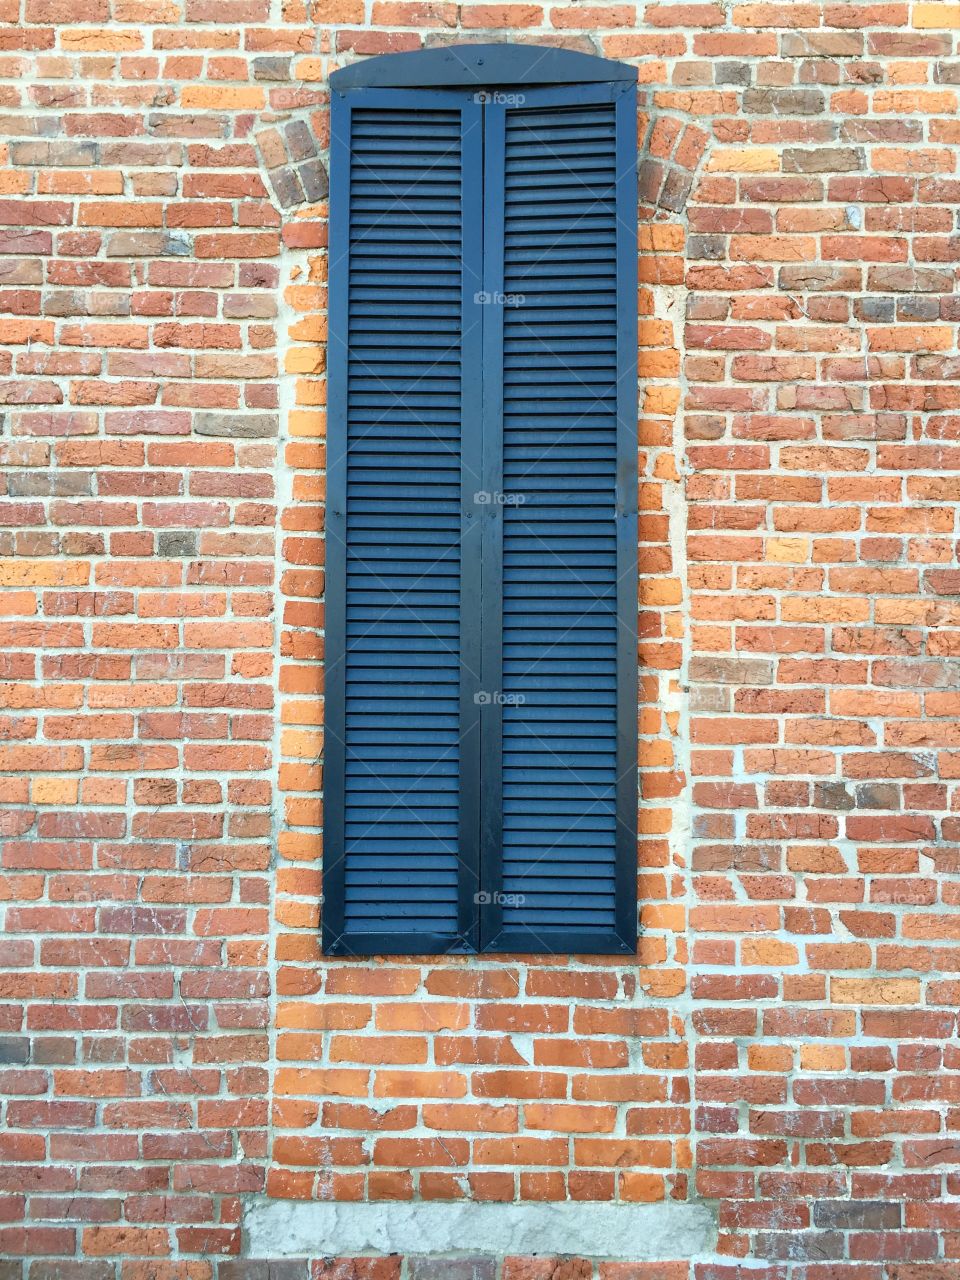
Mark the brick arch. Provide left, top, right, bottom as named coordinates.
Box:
left=251, top=79, right=715, bottom=221
left=638, top=98, right=710, bottom=217
left=255, top=112, right=329, bottom=213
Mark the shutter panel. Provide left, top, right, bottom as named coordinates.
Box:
left=323, top=90, right=483, bottom=954
left=479, top=84, right=637, bottom=953
left=324, top=69, right=637, bottom=957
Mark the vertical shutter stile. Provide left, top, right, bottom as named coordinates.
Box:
left=480, top=83, right=638, bottom=953
left=324, top=89, right=483, bottom=954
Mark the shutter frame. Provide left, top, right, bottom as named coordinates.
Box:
left=323, top=61, right=638, bottom=958
left=612, top=77, right=641, bottom=956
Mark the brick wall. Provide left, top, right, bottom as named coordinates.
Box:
left=1, top=0, right=959, bottom=1274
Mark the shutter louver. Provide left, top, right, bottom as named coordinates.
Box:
left=324, top=93, right=482, bottom=954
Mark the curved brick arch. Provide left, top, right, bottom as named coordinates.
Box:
left=256, top=113, right=329, bottom=212
left=251, top=76, right=714, bottom=219
left=639, top=101, right=710, bottom=217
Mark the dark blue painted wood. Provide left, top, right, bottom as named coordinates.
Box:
left=476, top=102, right=506, bottom=953
left=479, top=81, right=638, bottom=955
left=457, top=99, right=486, bottom=951
left=323, top=66, right=638, bottom=958
left=331, top=43, right=637, bottom=90
left=323, top=87, right=483, bottom=956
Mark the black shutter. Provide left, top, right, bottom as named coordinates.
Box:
left=478, top=84, right=637, bottom=954
left=323, top=89, right=483, bottom=954
left=324, top=58, right=637, bottom=957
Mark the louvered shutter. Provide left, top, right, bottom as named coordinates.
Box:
left=323, top=90, right=483, bottom=954
left=477, top=84, right=637, bottom=953
left=324, top=67, right=637, bottom=957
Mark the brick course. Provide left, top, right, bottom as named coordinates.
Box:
left=1, top=0, right=959, bottom=1274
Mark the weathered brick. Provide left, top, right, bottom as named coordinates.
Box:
left=0, top=4, right=958, bottom=1276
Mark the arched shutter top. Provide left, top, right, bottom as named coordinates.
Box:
left=330, top=42, right=637, bottom=91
